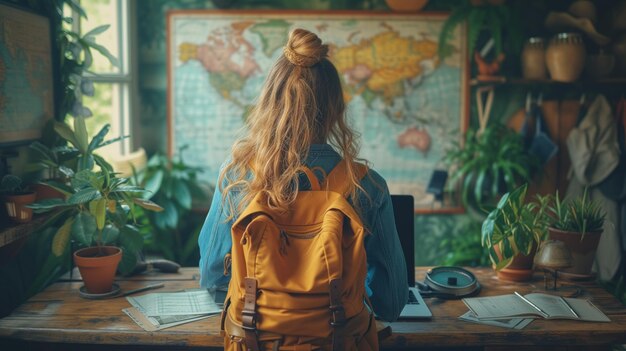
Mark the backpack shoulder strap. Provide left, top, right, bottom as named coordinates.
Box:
left=322, top=160, right=368, bottom=195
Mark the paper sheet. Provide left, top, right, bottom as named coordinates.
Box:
left=459, top=311, right=533, bottom=329
left=127, top=289, right=222, bottom=316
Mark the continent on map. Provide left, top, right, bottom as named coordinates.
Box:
left=398, top=126, right=431, bottom=155
left=331, top=29, right=438, bottom=105
left=178, top=21, right=260, bottom=109
left=249, top=20, right=291, bottom=57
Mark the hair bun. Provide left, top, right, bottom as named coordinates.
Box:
left=283, top=28, right=329, bottom=67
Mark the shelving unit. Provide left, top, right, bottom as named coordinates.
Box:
left=470, top=76, right=626, bottom=87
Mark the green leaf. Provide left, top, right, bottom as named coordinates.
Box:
left=142, top=170, right=164, bottom=199
left=52, top=217, right=74, bottom=256
left=88, top=41, right=120, bottom=68
left=88, top=124, right=111, bottom=152
left=173, top=179, right=192, bottom=209
left=93, top=154, right=113, bottom=173
left=65, top=0, right=87, bottom=19
left=89, top=198, right=107, bottom=231
left=68, top=188, right=101, bottom=205
left=73, top=117, right=89, bottom=154
left=28, top=198, right=67, bottom=212
left=101, top=225, right=120, bottom=245
left=77, top=154, right=95, bottom=171
left=72, top=212, right=97, bottom=246
left=118, top=225, right=144, bottom=274
left=133, top=198, right=164, bottom=212
left=83, top=24, right=110, bottom=39
left=53, top=122, right=80, bottom=149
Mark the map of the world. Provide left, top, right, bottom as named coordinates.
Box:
left=0, top=4, right=54, bottom=145
left=168, top=12, right=466, bottom=211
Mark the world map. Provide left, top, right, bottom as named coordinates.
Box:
left=0, top=4, right=54, bottom=145
left=169, top=13, right=465, bottom=210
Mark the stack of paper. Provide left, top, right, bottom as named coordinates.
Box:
left=123, top=289, right=223, bottom=331
left=458, top=292, right=610, bottom=329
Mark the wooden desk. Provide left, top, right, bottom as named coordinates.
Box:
left=1, top=267, right=625, bottom=350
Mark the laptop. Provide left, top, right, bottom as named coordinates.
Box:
left=391, top=195, right=432, bottom=319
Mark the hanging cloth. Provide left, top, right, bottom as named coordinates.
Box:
left=566, top=95, right=620, bottom=186
left=521, top=93, right=558, bottom=165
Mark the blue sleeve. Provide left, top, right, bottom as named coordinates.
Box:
left=198, top=179, right=234, bottom=289
left=361, top=172, right=409, bottom=322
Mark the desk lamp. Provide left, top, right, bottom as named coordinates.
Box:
left=535, top=240, right=580, bottom=296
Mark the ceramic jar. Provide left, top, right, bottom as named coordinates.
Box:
left=521, top=37, right=547, bottom=80
left=546, top=33, right=586, bottom=82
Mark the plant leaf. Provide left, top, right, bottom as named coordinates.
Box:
left=101, top=225, right=120, bottom=245
left=67, top=188, right=101, bottom=205
left=72, top=212, right=97, bottom=246
left=88, top=124, right=111, bottom=152
left=133, top=198, right=164, bottom=212
left=73, top=117, right=89, bottom=154
left=89, top=198, right=107, bottom=231
left=52, top=217, right=74, bottom=256
left=53, top=122, right=80, bottom=149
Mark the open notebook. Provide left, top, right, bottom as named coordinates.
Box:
left=391, top=195, right=432, bottom=319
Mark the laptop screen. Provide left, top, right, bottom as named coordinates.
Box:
left=390, top=195, right=415, bottom=287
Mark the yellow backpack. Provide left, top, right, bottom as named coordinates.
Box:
left=221, top=160, right=378, bottom=351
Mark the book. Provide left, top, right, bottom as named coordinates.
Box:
left=458, top=311, right=534, bottom=329
left=462, top=292, right=610, bottom=322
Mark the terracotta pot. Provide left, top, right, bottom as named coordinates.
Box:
left=3, top=192, right=36, bottom=223
left=31, top=183, right=65, bottom=201
left=74, top=246, right=122, bottom=294
left=521, top=37, right=547, bottom=80
left=548, top=227, right=602, bottom=278
left=385, top=0, right=428, bottom=12
left=493, top=243, right=538, bottom=282
left=546, top=33, right=586, bottom=82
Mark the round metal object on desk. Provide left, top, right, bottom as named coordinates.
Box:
left=424, top=266, right=481, bottom=298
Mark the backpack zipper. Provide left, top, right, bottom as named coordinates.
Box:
left=281, top=230, right=319, bottom=239
left=278, top=229, right=320, bottom=256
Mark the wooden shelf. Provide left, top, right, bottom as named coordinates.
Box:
left=0, top=215, right=47, bottom=249
left=470, top=77, right=626, bottom=86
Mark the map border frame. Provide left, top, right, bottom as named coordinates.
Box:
left=166, top=10, right=469, bottom=214
left=0, top=2, right=55, bottom=147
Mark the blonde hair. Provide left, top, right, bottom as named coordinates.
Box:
left=219, top=28, right=365, bottom=217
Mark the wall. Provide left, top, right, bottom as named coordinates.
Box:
left=135, top=0, right=626, bottom=266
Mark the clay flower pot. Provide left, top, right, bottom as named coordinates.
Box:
left=494, top=243, right=538, bottom=282
left=3, top=192, right=37, bottom=223
left=385, top=0, right=428, bottom=12
left=74, top=246, right=122, bottom=294
left=548, top=227, right=602, bottom=279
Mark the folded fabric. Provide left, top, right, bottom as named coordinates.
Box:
left=566, top=95, right=620, bottom=186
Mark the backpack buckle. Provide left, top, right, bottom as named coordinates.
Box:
left=329, top=305, right=346, bottom=327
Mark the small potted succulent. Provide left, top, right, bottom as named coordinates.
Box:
left=481, top=184, right=551, bottom=281
left=546, top=189, right=606, bottom=278
left=1, top=175, right=37, bottom=224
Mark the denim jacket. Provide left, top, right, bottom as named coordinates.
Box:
left=198, top=144, right=408, bottom=322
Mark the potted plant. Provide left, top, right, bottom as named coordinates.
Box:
left=25, top=139, right=76, bottom=201
left=438, top=0, right=523, bottom=75
left=546, top=189, right=606, bottom=278
left=29, top=116, right=162, bottom=294
left=444, top=123, right=537, bottom=213
left=481, top=184, right=551, bottom=281
left=132, top=148, right=210, bottom=266
left=1, top=175, right=37, bottom=224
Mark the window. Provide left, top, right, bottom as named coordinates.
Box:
left=65, top=0, right=137, bottom=157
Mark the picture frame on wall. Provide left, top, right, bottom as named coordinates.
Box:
left=0, top=2, right=55, bottom=147
left=167, top=10, right=468, bottom=213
